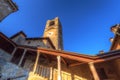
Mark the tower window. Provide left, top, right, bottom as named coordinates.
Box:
left=49, top=21, right=55, bottom=26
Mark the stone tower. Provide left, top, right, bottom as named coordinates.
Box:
left=43, top=17, right=63, bottom=50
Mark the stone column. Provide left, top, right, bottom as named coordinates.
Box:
left=89, top=62, right=100, bottom=80
left=57, top=56, right=62, bottom=80
left=50, top=67, right=53, bottom=80
left=33, top=51, right=40, bottom=73
left=18, top=49, right=27, bottom=66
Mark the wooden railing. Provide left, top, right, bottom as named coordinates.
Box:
left=37, top=65, right=51, bottom=78
left=28, top=65, right=52, bottom=80
left=28, top=72, right=48, bottom=80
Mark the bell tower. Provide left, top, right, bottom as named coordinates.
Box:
left=43, top=17, right=63, bottom=50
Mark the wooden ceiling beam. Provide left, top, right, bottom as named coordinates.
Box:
left=37, top=49, right=93, bottom=62
left=18, top=47, right=93, bottom=62
left=17, top=46, right=120, bottom=63
left=69, top=62, right=86, bottom=67
left=42, top=54, right=51, bottom=62
left=61, top=57, right=68, bottom=65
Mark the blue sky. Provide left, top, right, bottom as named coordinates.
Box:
left=0, top=0, right=120, bottom=55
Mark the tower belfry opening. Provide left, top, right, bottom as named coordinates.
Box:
left=49, top=21, right=55, bottom=26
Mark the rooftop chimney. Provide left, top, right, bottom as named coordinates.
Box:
left=99, top=50, right=104, bottom=54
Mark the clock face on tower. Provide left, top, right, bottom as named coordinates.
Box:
left=47, top=32, right=54, bottom=36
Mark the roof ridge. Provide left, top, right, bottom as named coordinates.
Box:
left=10, top=31, right=27, bottom=39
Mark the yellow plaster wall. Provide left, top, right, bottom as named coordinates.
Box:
left=52, top=63, right=93, bottom=80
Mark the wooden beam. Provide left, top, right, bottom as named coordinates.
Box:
left=18, top=49, right=27, bottom=66
left=0, top=33, right=16, bottom=47
left=89, top=62, right=100, bottom=80
left=61, top=57, right=67, bottom=65
left=33, top=51, right=40, bottom=73
left=43, top=54, right=49, bottom=60
left=17, top=46, right=120, bottom=63
left=37, top=49, right=93, bottom=62
left=94, top=55, right=120, bottom=63
left=69, top=62, right=86, bottom=67
left=18, top=46, right=93, bottom=62
left=11, top=47, right=17, bottom=56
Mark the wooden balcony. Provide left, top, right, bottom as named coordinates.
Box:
left=28, top=72, right=48, bottom=80
left=28, top=65, right=52, bottom=80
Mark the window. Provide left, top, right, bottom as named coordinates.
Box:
left=49, top=21, right=55, bottom=26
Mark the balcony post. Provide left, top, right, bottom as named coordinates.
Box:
left=89, top=62, right=100, bottom=80
left=11, top=47, right=17, bottom=56
left=57, top=56, right=62, bottom=80
left=18, top=49, right=27, bottom=66
left=33, top=51, right=40, bottom=73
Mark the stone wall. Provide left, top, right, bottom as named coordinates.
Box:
left=0, top=0, right=13, bottom=21
left=0, top=49, right=12, bottom=61
left=11, top=34, right=53, bottom=49
left=43, top=17, right=63, bottom=50
left=24, top=40, right=46, bottom=48
left=0, top=59, right=28, bottom=80
left=0, top=49, right=28, bottom=80
left=11, top=34, right=26, bottom=45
